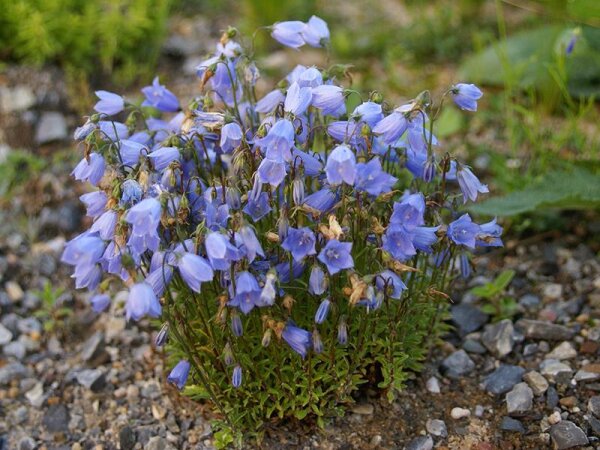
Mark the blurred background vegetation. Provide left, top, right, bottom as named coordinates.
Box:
left=0, top=0, right=598, bottom=235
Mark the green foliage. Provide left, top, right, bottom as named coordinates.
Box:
left=0, top=150, right=45, bottom=198
left=470, top=167, right=600, bottom=216
left=0, top=0, right=172, bottom=85
left=33, top=281, right=71, bottom=334
left=165, top=251, right=452, bottom=445
left=470, top=270, right=517, bottom=321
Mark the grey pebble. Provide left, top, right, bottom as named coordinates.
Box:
left=506, top=382, right=533, bottom=415
left=406, top=435, right=433, bottom=450
left=441, top=350, right=475, bottom=379
left=549, top=421, right=588, bottom=449
left=483, top=365, right=525, bottom=395
left=500, top=416, right=525, bottom=433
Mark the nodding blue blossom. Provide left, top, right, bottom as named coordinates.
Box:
left=281, top=227, right=317, bottom=262
left=311, top=85, right=345, bottom=116
left=284, top=82, right=312, bottom=116
left=477, top=218, right=503, bottom=247
left=72, top=153, right=105, bottom=186
left=94, top=90, right=124, bottom=116
left=315, top=299, right=331, bottom=324
left=177, top=253, right=214, bottom=293
left=90, top=293, right=110, bottom=313
left=355, top=157, right=398, bottom=196
left=220, top=122, right=243, bottom=153
left=448, top=214, right=481, bottom=249
left=229, top=271, right=262, bottom=314
left=372, top=106, right=410, bottom=144
left=64, top=18, right=504, bottom=402
left=309, top=265, right=328, bottom=295
left=376, top=270, right=406, bottom=299
left=167, top=360, right=191, bottom=390
left=148, top=147, right=180, bottom=171
left=142, top=77, right=180, bottom=112
left=271, top=21, right=306, bottom=49
left=126, top=282, right=162, bottom=321
left=232, top=365, right=242, bottom=388
left=282, top=323, right=311, bottom=358
left=80, top=191, right=107, bottom=218
left=326, top=144, right=356, bottom=185
left=121, top=179, right=143, bottom=206
left=318, top=240, right=354, bottom=275
left=302, top=16, right=330, bottom=48
left=456, top=165, right=489, bottom=203
left=451, top=83, right=483, bottom=112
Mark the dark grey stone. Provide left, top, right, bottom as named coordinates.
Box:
left=119, top=426, right=136, bottom=450
left=76, top=369, right=106, bottom=392
left=451, top=304, right=489, bottom=336
left=549, top=421, right=588, bottom=449
left=506, top=382, right=533, bottom=415
left=43, top=404, right=70, bottom=433
left=406, top=435, right=433, bottom=450
left=546, top=386, right=559, bottom=409
left=463, top=339, right=487, bottom=354
left=483, top=365, right=525, bottom=395
left=0, top=362, right=29, bottom=385
left=515, top=319, right=575, bottom=341
left=588, top=396, right=600, bottom=417
left=441, top=349, right=475, bottom=379
left=500, top=416, right=525, bottom=433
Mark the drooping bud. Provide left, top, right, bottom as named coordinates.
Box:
left=337, top=317, right=348, bottom=345
left=231, top=311, right=243, bottom=337
left=312, top=329, right=324, bottom=354
left=223, top=342, right=234, bottom=366
left=261, top=329, right=272, bottom=347
left=154, top=323, right=169, bottom=347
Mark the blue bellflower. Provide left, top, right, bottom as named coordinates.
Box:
left=232, top=365, right=242, bottom=388
left=229, top=271, right=262, bottom=314
left=281, top=227, right=317, bottom=261
left=355, top=157, right=397, bottom=196
left=325, top=144, right=356, bottom=185
left=90, top=293, right=110, bottom=313
left=271, top=21, right=305, bottom=49
left=308, top=265, right=328, bottom=295
left=80, top=191, right=107, bottom=218
left=126, top=282, right=162, bottom=321
left=284, top=82, right=312, bottom=116
left=447, top=214, right=480, bottom=248
left=376, top=270, right=406, bottom=299
left=167, top=359, right=191, bottom=390
left=142, top=77, right=180, bottom=112
left=302, top=16, right=330, bottom=48
left=72, top=153, right=105, bottom=186
left=177, top=253, right=214, bottom=293
left=451, top=83, right=483, bottom=112
left=220, top=122, right=243, bottom=153
left=456, top=165, right=489, bottom=203
left=314, top=298, right=331, bottom=324
left=318, top=240, right=354, bottom=274
left=148, top=146, right=180, bottom=171
left=94, top=90, right=124, bottom=116
left=282, top=323, right=311, bottom=358
left=311, top=85, right=345, bottom=116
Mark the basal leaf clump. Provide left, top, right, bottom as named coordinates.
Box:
left=62, top=17, right=503, bottom=446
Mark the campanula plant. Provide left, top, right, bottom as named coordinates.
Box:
left=63, top=17, right=502, bottom=447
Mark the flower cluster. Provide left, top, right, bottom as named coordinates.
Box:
left=63, top=18, right=502, bottom=432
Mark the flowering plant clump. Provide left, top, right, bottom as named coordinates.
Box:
left=63, top=17, right=502, bottom=446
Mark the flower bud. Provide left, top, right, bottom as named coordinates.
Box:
left=312, top=329, right=323, bottom=354
left=223, top=342, right=234, bottom=366
left=370, top=91, right=384, bottom=104
left=154, top=323, right=169, bottom=347
left=282, top=295, right=295, bottom=312
left=232, top=365, right=242, bottom=388
left=314, top=299, right=331, bottom=324
left=261, top=329, right=272, bottom=347
left=292, top=179, right=305, bottom=206
left=231, top=311, right=243, bottom=337
left=424, top=157, right=436, bottom=183
left=337, top=317, right=348, bottom=345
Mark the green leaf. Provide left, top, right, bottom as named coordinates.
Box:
left=470, top=167, right=600, bottom=216
left=469, top=284, right=498, bottom=299
left=493, top=270, right=515, bottom=291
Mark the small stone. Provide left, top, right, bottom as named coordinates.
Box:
left=548, top=411, right=562, bottom=425
left=16, top=317, right=42, bottom=334
left=25, top=382, right=45, bottom=407
left=18, top=436, right=36, bottom=450
left=105, top=317, right=127, bottom=342
left=515, top=319, right=575, bottom=341
left=43, top=404, right=70, bottom=433
left=13, top=405, right=28, bottom=424
left=451, top=304, right=489, bottom=336
left=0, top=362, right=29, bottom=385
left=475, top=405, right=485, bottom=417
left=4, top=340, right=26, bottom=360
left=426, top=376, right=440, bottom=394
left=119, top=426, right=136, bottom=450
left=542, top=283, right=563, bottom=300
left=0, top=324, right=13, bottom=345
left=351, top=403, right=374, bottom=415
left=559, top=396, right=577, bottom=408
left=506, top=382, right=533, bottom=415
left=451, top=407, right=471, bottom=419
left=519, top=294, right=540, bottom=310
left=80, top=331, right=106, bottom=363
left=152, top=404, right=167, bottom=420
left=146, top=436, right=177, bottom=450
left=35, top=112, right=68, bottom=144
left=588, top=396, right=600, bottom=417
left=546, top=387, right=559, bottom=409
left=540, top=359, right=573, bottom=381
left=524, top=371, right=549, bottom=395
left=549, top=421, right=588, bottom=449
left=580, top=341, right=599, bottom=355
left=370, top=435, right=382, bottom=446
left=76, top=369, right=106, bottom=392
left=406, top=435, right=433, bottom=450
left=426, top=419, right=447, bottom=437
left=483, top=365, right=525, bottom=395
left=463, top=339, right=487, bottom=354
left=547, top=342, right=577, bottom=360
left=574, top=369, right=600, bottom=382
left=587, top=415, right=600, bottom=436
left=0, top=86, right=36, bottom=112
left=500, top=416, right=525, bottom=433
left=523, top=343, right=539, bottom=357
left=481, top=319, right=515, bottom=358
left=5, top=281, right=24, bottom=302
left=441, top=349, right=475, bottom=379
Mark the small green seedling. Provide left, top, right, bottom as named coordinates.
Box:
left=470, top=269, right=517, bottom=321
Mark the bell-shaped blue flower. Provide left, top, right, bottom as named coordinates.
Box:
left=121, top=179, right=143, bottom=206
left=167, top=359, right=191, bottom=390
left=311, top=85, right=345, bottom=116
left=309, top=265, right=328, bottom=295
left=412, top=226, right=439, bottom=253
left=451, top=83, right=482, bottom=112
left=372, top=107, right=410, bottom=144
left=447, top=214, right=480, bottom=248
left=390, top=193, right=425, bottom=230
left=90, top=210, right=117, bottom=241
left=302, top=15, right=330, bottom=48
left=90, top=293, right=110, bottom=313
left=282, top=323, right=311, bottom=358
left=220, top=122, right=243, bottom=153
left=205, top=232, right=243, bottom=270
left=255, top=89, right=285, bottom=113
left=271, top=21, right=305, bottom=49
left=80, top=191, right=107, bottom=218
left=376, top=270, right=406, bottom=299
left=257, top=158, right=287, bottom=187
left=456, top=165, right=489, bottom=203
left=126, top=282, right=161, bottom=321
left=382, top=224, right=416, bottom=261
left=72, top=153, right=105, bottom=186
left=318, top=239, right=353, bottom=275
left=142, top=77, right=180, bottom=112
left=298, top=67, right=323, bottom=88
left=257, top=119, right=295, bottom=162
left=243, top=192, right=272, bottom=222
left=281, top=227, right=317, bottom=262
left=232, top=365, right=242, bottom=388
left=94, top=90, right=124, bottom=116
left=148, top=146, right=180, bottom=171
left=177, top=253, right=214, bottom=293
left=326, top=144, right=356, bottom=186
left=477, top=218, right=503, bottom=247
left=235, top=225, right=264, bottom=263
left=352, top=101, right=383, bottom=127
left=229, top=271, right=261, bottom=314
left=284, top=82, right=312, bottom=116
left=355, top=157, right=397, bottom=196
left=119, top=139, right=146, bottom=167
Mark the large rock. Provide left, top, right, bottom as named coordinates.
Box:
left=549, top=421, right=588, bottom=449
left=515, top=319, right=575, bottom=341
left=441, top=349, right=475, bottom=379
left=483, top=365, right=525, bottom=395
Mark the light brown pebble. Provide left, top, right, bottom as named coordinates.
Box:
left=451, top=407, right=470, bottom=419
